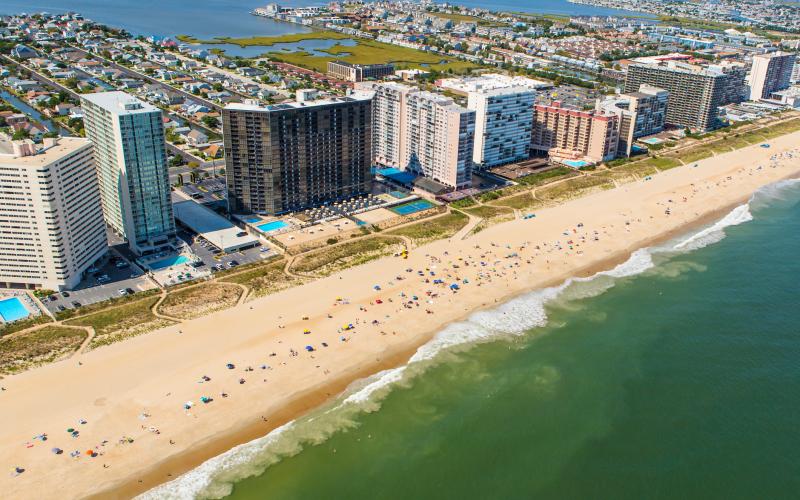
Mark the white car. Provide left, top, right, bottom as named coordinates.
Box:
left=118, top=289, right=127, bottom=296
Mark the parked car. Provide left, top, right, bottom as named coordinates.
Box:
left=118, top=289, right=127, bottom=296
left=57, top=305, right=66, bottom=312
left=116, top=261, right=130, bottom=269
left=71, top=301, right=82, bottom=308
left=61, top=291, right=70, bottom=298
left=125, top=288, right=135, bottom=295
left=48, top=295, right=58, bottom=302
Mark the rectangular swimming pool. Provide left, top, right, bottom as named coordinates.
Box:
left=390, top=199, right=435, bottom=215
left=242, top=216, right=261, bottom=224
left=149, top=255, right=190, bottom=270
left=0, top=297, right=30, bottom=322
left=563, top=160, right=589, bottom=168
left=257, top=220, right=289, bottom=233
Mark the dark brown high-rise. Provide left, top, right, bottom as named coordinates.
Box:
left=223, top=95, right=373, bottom=215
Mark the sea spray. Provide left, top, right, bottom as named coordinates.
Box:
left=140, top=180, right=799, bottom=500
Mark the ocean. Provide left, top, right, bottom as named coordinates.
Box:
left=141, top=178, right=800, bottom=499
left=0, top=0, right=650, bottom=39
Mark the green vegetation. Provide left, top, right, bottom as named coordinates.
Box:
left=463, top=205, right=514, bottom=221
left=491, top=191, right=545, bottom=211
left=268, top=38, right=479, bottom=74
left=194, top=32, right=479, bottom=74
left=292, top=237, right=405, bottom=277
left=428, top=11, right=502, bottom=26
left=0, top=326, right=87, bottom=374
left=536, top=175, right=615, bottom=204
left=179, top=31, right=352, bottom=47
left=221, top=259, right=303, bottom=298
left=388, top=211, right=469, bottom=244
left=158, top=282, right=242, bottom=320
left=64, top=296, right=174, bottom=349
left=515, top=167, right=578, bottom=187
left=450, top=197, right=477, bottom=209
left=0, top=314, right=52, bottom=337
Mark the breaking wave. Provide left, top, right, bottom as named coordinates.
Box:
left=138, top=179, right=799, bottom=500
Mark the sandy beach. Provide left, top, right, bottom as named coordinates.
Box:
left=3, top=132, right=800, bottom=499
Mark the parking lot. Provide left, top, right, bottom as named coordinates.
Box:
left=42, top=248, right=157, bottom=315
left=177, top=230, right=277, bottom=274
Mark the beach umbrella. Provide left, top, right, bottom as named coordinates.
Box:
left=305, top=345, right=314, bottom=352
left=51, top=448, right=62, bottom=455
left=85, top=450, right=94, bottom=456
left=66, top=428, right=74, bottom=433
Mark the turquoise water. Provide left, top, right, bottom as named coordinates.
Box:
left=148, top=255, right=190, bottom=270
left=564, top=159, right=590, bottom=168
left=256, top=221, right=289, bottom=233
left=0, top=297, right=30, bottom=322
left=390, top=199, right=436, bottom=215
left=144, top=179, right=800, bottom=499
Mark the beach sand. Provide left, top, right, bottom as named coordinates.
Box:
left=2, top=133, right=800, bottom=499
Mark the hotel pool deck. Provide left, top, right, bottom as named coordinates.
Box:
left=0, top=297, right=31, bottom=322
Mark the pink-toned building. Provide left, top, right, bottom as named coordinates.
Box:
left=530, top=101, right=620, bottom=164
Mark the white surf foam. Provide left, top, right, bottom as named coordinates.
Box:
left=140, top=185, right=791, bottom=499
left=672, top=203, right=753, bottom=252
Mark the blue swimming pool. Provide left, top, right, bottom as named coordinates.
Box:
left=242, top=216, right=261, bottom=224
left=149, top=255, right=190, bottom=270
left=257, top=220, right=289, bottom=233
left=0, top=297, right=30, bottom=322
left=390, top=199, right=436, bottom=215
left=564, top=160, right=590, bottom=168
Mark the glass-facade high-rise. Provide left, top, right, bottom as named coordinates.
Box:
left=82, top=92, right=175, bottom=255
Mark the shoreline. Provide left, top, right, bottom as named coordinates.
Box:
left=109, top=191, right=766, bottom=500
left=3, top=133, right=800, bottom=500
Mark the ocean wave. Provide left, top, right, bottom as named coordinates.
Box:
left=140, top=183, right=795, bottom=499
left=671, top=204, right=753, bottom=252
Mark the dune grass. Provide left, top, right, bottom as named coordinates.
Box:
left=221, top=259, right=304, bottom=298
left=64, top=296, right=175, bottom=350
left=388, top=212, right=469, bottom=244
left=158, top=282, right=243, bottom=320
left=292, top=237, right=405, bottom=277
left=0, top=326, right=87, bottom=374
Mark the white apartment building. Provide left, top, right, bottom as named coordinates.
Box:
left=82, top=92, right=175, bottom=255
left=369, top=83, right=475, bottom=189
left=404, top=91, right=475, bottom=189
left=468, top=86, right=535, bottom=168
left=749, top=52, right=795, bottom=101
left=370, top=82, right=414, bottom=168
left=0, top=138, right=108, bottom=290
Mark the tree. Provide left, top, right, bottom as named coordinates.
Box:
left=12, top=128, right=30, bottom=140
left=201, top=116, right=220, bottom=128
left=170, top=155, right=185, bottom=167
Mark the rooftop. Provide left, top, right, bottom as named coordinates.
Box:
left=0, top=137, right=91, bottom=166
left=438, top=73, right=552, bottom=94
left=225, top=93, right=372, bottom=113
left=172, top=200, right=259, bottom=253
left=81, top=91, right=159, bottom=115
